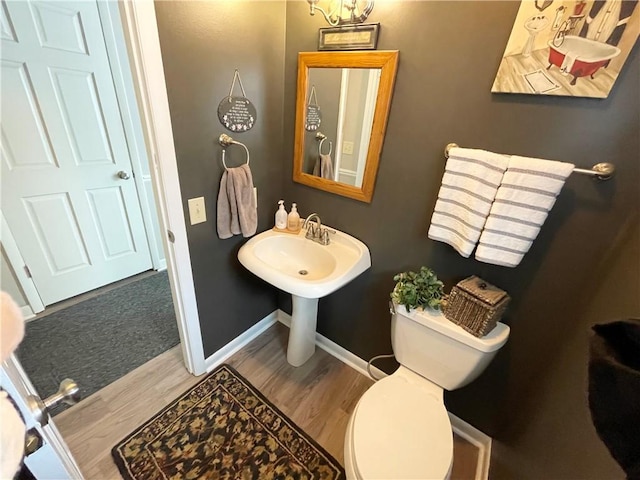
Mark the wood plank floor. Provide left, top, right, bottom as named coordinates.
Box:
left=56, top=322, right=480, bottom=479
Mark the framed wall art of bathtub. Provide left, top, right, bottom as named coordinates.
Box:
left=491, top=0, right=639, bottom=98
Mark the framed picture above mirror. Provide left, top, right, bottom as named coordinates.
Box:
left=293, top=50, right=399, bottom=203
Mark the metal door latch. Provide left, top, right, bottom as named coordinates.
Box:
left=26, top=379, right=80, bottom=426
left=24, top=429, right=43, bottom=456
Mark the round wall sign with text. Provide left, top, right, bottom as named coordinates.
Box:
left=218, top=96, right=257, bottom=132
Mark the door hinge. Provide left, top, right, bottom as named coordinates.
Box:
left=24, top=265, right=32, bottom=278
left=167, top=229, right=175, bottom=243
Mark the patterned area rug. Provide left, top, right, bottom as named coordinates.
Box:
left=112, top=364, right=344, bottom=480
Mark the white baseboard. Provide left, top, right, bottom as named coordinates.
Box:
left=276, top=310, right=386, bottom=381
left=204, top=310, right=279, bottom=373
left=337, top=168, right=357, bottom=179
left=21, top=305, right=35, bottom=321
left=449, top=412, right=492, bottom=480
left=276, top=308, right=491, bottom=480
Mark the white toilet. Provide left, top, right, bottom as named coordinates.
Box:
left=344, top=303, right=510, bottom=480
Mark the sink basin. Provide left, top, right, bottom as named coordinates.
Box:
left=524, top=15, right=549, bottom=33
left=238, top=226, right=371, bottom=366
left=238, top=227, right=371, bottom=299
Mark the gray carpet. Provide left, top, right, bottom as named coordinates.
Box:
left=17, top=272, right=180, bottom=415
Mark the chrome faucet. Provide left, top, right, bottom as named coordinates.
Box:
left=303, top=213, right=335, bottom=245
left=303, top=213, right=322, bottom=239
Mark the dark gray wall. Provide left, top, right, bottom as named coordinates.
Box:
left=283, top=2, right=639, bottom=478
left=155, top=1, right=285, bottom=357
left=491, top=215, right=639, bottom=479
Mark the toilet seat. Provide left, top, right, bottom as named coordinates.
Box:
left=350, top=372, right=453, bottom=479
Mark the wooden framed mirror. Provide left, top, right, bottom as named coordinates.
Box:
left=293, top=51, right=399, bottom=203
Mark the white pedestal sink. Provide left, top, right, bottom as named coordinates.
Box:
left=238, top=227, right=371, bottom=367
left=523, top=15, right=550, bottom=57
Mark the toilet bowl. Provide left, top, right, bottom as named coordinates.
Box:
left=345, top=303, right=510, bottom=479
left=345, top=366, right=453, bottom=479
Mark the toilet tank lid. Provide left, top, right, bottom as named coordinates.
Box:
left=395, top=303, right=510, bottom=352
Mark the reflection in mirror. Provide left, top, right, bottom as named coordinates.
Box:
left=304, top=68, right=381, bottom=188
left=293, top=51, right=399, bottom=203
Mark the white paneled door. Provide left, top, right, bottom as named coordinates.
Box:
left=1, top=0, right=152, bottom=306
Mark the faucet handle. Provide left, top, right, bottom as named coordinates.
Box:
left=305, top=225, right=317, bottom=239
left=320, top=228, right=331, bottom=245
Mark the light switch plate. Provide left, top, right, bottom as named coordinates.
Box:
left=343, top=141, right=354, bottom=155
left=188, top=197, right=206, bottom=225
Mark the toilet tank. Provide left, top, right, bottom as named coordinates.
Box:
left=391, top=303, right=510, bottom=390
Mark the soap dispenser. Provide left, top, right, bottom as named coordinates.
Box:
left=287, top=203, right=300, bottom=232
left=275, top=200, right=287, bottom=230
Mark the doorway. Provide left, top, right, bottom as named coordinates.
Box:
left=1, top=1, right=205, bottom=476
left=0, top=0, right=196, bottom=418
left=1, top=0, right=166, bottom=310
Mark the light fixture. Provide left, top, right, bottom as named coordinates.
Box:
left=307, top=0, right=374, bottom=26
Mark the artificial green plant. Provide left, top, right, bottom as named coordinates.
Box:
left=391, top=266, right=444, bottom=311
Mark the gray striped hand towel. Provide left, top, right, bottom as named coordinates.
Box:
left=475, top=155, right=574, bottom=267
left=428, top=147, right=509, bottom=257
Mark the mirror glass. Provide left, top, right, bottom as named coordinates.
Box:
left=293, top=51, right=399, bottom=203
left=303, top=68, right=381, bottom=188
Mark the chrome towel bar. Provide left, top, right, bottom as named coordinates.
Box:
left=444, top=143, right=615, bottom=181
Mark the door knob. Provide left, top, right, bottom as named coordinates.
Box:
left=27, top=379, right=80, bottom=426
left=117, top=170, right=131, bottom=180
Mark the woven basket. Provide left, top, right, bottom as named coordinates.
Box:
left=443, top=276, right=509, bottom=337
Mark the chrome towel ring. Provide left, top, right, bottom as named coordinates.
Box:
left=316, top=132, right=332, bottom=156
left=219, top=133, right=250, bottom=170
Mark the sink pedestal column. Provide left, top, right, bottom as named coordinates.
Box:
left=522, top=30, right=539, bottom=57
left=287, top=295, right=318, bottom=367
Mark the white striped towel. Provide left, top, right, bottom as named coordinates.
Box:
left=428, top=147, right=509, bottom=257
left=475, top=155, right=574, bottom=267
